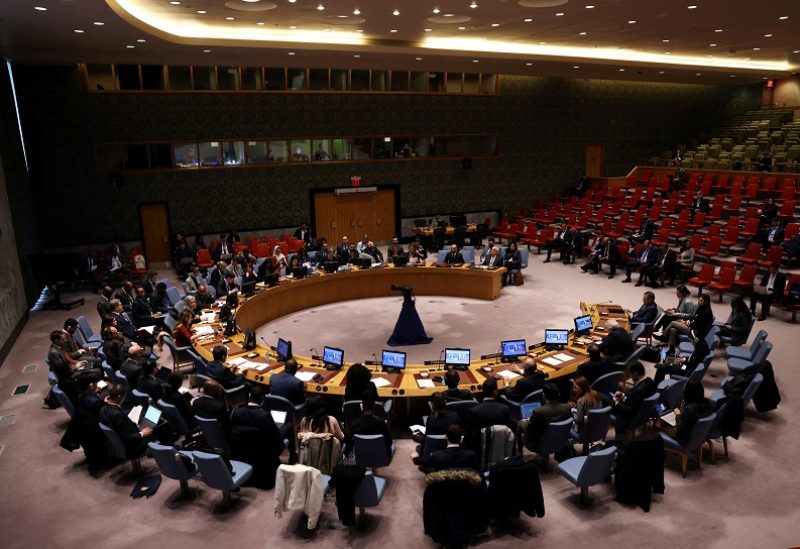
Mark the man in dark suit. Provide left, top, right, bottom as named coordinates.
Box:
left=119, top=343, right=145, bottom=388
left=97, top=286, right=114, bottom=321
left=444, top=244, right=465, bottom=265
left=543, top=224, right=572, bottom=263
left=131, top=287, right=159, bottom=328
left=206, top=345, right=245, bottom=389
left=99, top=383, right=155, bottom=458
left=229, top=384, right=283, bottom=488
left=337, top=235, right=351, bottom=264
left=504, top=358, right=546, bottom=402
left=690, top=190, right=710, bottom=221
left=598, top=319, right=634, bottom=365
left=758, top=218, right=785, bottom=250
left=216, top=272, right=239, bottom=299
left=386, top=237, right=407, bottom=264
left=468, top=379, right=517, bottom=440
left=443, top=369, right=473, bottom=402
left=293, top=223, right=312, bottom=245
left=629, top=291, right=659, bottom=325
left=481, top=245, right=503, bottom=268
left=575, top=344, right=609, bottom=385
left=114, top=280, right=136, bottom=312
left=653, top=332, right=709, bottom=384
left=750, top=263, right=787, bottom=321
left=269, top=359, right=307, bottom=406
left=611, top=362, right=656, bottom=435
left=412, top=424, right=478, bottom=473
left=213, top=235, right=233, bottom=262
left=623, top=241, right=659, bottom=283
left=350, top=390, right=393, bottom=457
left=208, top=261, right=226, bottom=293
left=522, top=383, right=571, bottom=453
left=192, top=380, right=231, bottom=432
left=630, top=218, right=655, bottom=244
left=142, top=271, right=158, bottom=297
left=136, top=359, right=168, bottom=402
left=643, top=244, right=677, bottom=288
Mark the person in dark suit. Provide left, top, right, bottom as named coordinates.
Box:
left=386, top=237, right=407, bottom=264
left=690, top=190, right=710, bottom=221
left=467, top=379, right=517, bottom=445
left=481, top=245, right=502, bottom=268
left=213, top=237, right=233, bottom=262
left=99, top=383, right=154, bottom=458
left=611, top=362, right=656, bottom=435
left=192, top=380, right=231, bottom=432
left=161, top=372, right=196, bottom=430
left=48, top=330, right=102, bottom=406
left=656, top=293, right=715, bottom=355
left=575, top=344, right=610, bottom=385
left=719, top=298, right=753, bottom=346
left=206, top=345, right=245, bottom=389
left=543, top=224, right=572, bottom=263
left=522, top=383, right=571, bottom=453
left=293, top=223, right=312, bottom=245
left=208, top=261, right=226, bottom=292
left=131, top=287, right=159, bottom=327
left=443, top=369, right=473, bottom=402
left=582, top=236, right=610, bottom=277
left=412, top=391, right=461, bottom=445
left=337, top=236, right=351, bottom=264
left=229, top=384, right=283, bottom=488
left=758, top=218, right=785, bottom=250
left=136, top=359, right=168, bottom=402
left=630, top=218, right=655, bottom=244
left=444, top=244, right=465, bottom=265
left=597, top=319, right=634, bottom=364
left=142, top=271, right=158, bottom=297
left=412, top=424, right=478, bottom=473
left=61, top=318, right=101, bottom=367
left=623, top=241, right=659, bottom=284
left=343, top=362, right=379, bottom=403
left=673, top=381, right=713, bottom=445
left=644, top=244, right=677, bottom=288
left=628, top=291, right=659, bottom=325
left=119, top=343, right=145, bottom=387
left=349, top=390, right=393, bottom=457
left=750, top=263, right=787, bottom=321
left=216, top=272, right=239, bottom=298
left=502, top=241, right=523, bottom=286
left=114, top=280, right=136, bottom=312
left=759, top=197, right=779, bottom=227
left=269, top=359, right=307, bottom=406
left=97, top=286, right=114, bottom=321
left=504, top=358, right=546, bottom=402
left=653, top=332, right=709, bottom=385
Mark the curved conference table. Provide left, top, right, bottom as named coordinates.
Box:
left=191, top=265, right=630, bottom=400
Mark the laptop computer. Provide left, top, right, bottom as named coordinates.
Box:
left=520, top=401, right=542, bottom=420
left=139, top=405, right=163, bottom=429
left=659, top=347, right=678, bottom=364
left=654, top=402, right=677, bottom=427
left=270, top=410, right=287, bottom=427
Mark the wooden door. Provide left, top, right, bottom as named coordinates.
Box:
left=138, top=203, right=172, bottom=263
left=314, top=189, right=396, bottom=242
left=584, top=144, right=604, bottom=178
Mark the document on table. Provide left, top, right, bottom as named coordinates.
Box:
left=194, top=325, right=215, bottom=336
left=127, top=405, right=143, bottom=425
left=295, top=371, right=317, bottom=382
left=228, top=357, right=247, bottom=366
left=416, top=378, right=435, bottom=389
left=254, top=364, right=271, bottom=373
left=553, top=353, right=574, bottom=362
left=200, top=312, right=216, bottom=323
left=372, top=377, right=392, bottom=388
left=235, top=361, right=260, bottom=371
left=542, top=357, right=565, bottom=367
left=497, top=370, right=520, bottom=379
left=409, top=424, right=426, bottom=434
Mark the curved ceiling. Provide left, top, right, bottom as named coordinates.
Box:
left=1, top=0, right=798, bottom=84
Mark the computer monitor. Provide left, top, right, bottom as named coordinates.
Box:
left=545, top=329, right=570, bottom=346
left=324, top=260, right=340, bottom=273
left=241, top=280, right=256, bottom=296
left=357, top=257, right=372, bottom=269
left=449, top=214, right=467, bottom=227
left=381, top=349, right=407, bottom=370
left=574, top=314, right=593, bottom=334
left=226, top=290, right=239, bottom=307
left=276, top=338, right=292, bottom=361
left=322, top=346, right=344, bottom=369
left=444, top=348, right=471, bottom=369
left=392, top=255, right=408, bottom=268
left=291, top=266, right=307, bottom=280
left=501, top=339, right=527, bottom=359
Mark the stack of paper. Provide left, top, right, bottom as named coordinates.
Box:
left=295, top=371, right=317, bottom=382
left=417, top=378, right=435, bottom=389
left=372, top=377, right=392, bottom=388
left=195, top=325, right=215, bottom=336
left=497, top=370, right=521, bottom=379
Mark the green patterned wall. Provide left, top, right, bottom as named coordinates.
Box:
left=15, top=65, right=761, bottom=246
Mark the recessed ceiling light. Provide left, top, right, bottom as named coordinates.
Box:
left=197, top=9, right=206, bottom=13
left=573, top=65, right=580, bottom=69
left=627, top=20, right=636, bottom=24
left=458, top=26, right=466, bottom=30
left=779, top=16, right=788, bottom=20
left=288, top=0, right=296, bottom=3
left=433, top=7, right=440, bottom=14
left=662, top=39, right=670, bottom=42
left=525, top=62, right=533, bottom=66
left=764, top=33, right=773, bottom=38
left=444, top=13, right=455, bottom=17
left=169, top=1, right=180, bottom=4
left=392, top=8, right=400, bottom=15
left=729, top=75, right=735, bottom=78
left=390, top=29, right=398, bottom=32
left=336, top=15, right=348, bottom=18
left=415, top=57, right=422, bottom=60
left=470, top=1, right=478, bottom=8
left=696, top=72, right=702, bottom=76
left=794, top=50, right=800, bottom=54
left=714, top=28, right=723, bottom=32
left=242, top=0, right=260, bottom=2
left=137, top=39, right=146, bottom=42
left=316, top=4, right=325, bottom=11
left=664, top=51, right=671, bottom=55
left=744, top=57, right=751, bottom=60
left=203, top=49, right=211, bottom=53
left=323, top=28, right=331, bottom=31
left=709, top=43, right=717, bottom=47
left=289, top=25, right=297, bottom=29
left=658, top=71, right=665, bottom=74
left=687, top=5, right=697, bottom=9
left=753, top=47, right=760, bottom=51
left=524, top=18, right=533, bottom=22
left=472, top=59, right=479, bottom=63
left=257, top=21, right=265, bottom=25
left=491, top=23, right=500, bottom=27
left=288, top=51, right=295, bottom=55
left=539, top=41, right=546, bottom=45
left=225, top=16, right=235, bottom=20
left=618, top=68, right=625, bottom=71
left=707, top=54, right=713, bottom=58
left=74, top=29, right=84, bottom=33
left=353, top=54, right=360, bottom=58
left=126, top=45, right=135, bottom=48
left=579, top=31, right=587, bottom=36
left=34, top=6, right=47, bottom=11
left=585, top=5, right=594, bottom=8
left=356, top=28, right=364, bottom=32
left=353, top=8, right=360, bottom=15
left=556, top=12, right=564, bottom=16
left=93, top=21, right=104, bottom=25
left=424, top=28, right=432, bottom=31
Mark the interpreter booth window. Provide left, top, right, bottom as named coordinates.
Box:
left=95, top=144, right=125, bottom=172
left=86, top=64, right=115, bottom=91
left=480, top=74, right=497, bottom=94
left=429, top=72, right=445, bottom=93
left=264, top=68, right=286, bottom=90
left=288, top=68, right=307, bottom=91
left=312, top=139, right=332, bottom=161
left=222, top=141, right=245, bottom=166
left=352, top=138, right=372, bottom=160
left=411, top=71, right=428, bottom=92
left=193, top=66, right=217, bottom=90
left=464, top=73, right=480, bottom=94
left=391, top=71, right=409, bottom=92
left=351, top=70, right=369, bottom=91
left=411, top=137, right=431, bottom=157
left=446, top=73, right=462, bottom=93
left=116, top=65, right=141, bottom=90
left=269, top=140, right=289, bottom=163
left=331, top=139, right=351, bottom=160
left=199, top=142, right=222, bottom=167
left=309, top=69, right=329, bottom=91
left=394, top=137, right=413, bottom=158
left=241, top=67, right=263, bottom=90
left=218, top=67, right=240, bottom=90
left=371, top=70, right=388, bottom=92
left=291, top=140, right=312, bottom=162
left=125, top=145, right=149, bottom=169
left=245, top=141, right=269, bottom=164
left=434, top=136, right=463, bottom=157
left=331, top=69, right=349, bottom=91
left=463, top=136, right=497, bottom=156
left=374, top=137, right=392, bottom=159
left=168, top=66, right=192, bottom=90
left=141, top=65, right=165, bottom=90
left=148, top=144, right=173, bottom=168
left=174, top=144, right=199, bottom=168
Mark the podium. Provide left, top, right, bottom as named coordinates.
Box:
left=387, top=286, right=433, bottom=346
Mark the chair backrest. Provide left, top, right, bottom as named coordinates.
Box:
left=195, top=415, right=230, bottom=453
left=748, top=330, right=768, bottom=355
left=521, top=390, right=543, bottom=405
left=354, top=434, right=393, bottom=468
left=262, top=394, right=300, bottom=423
left=114, top=370, right=130, bottom=394
left=622, top=345, right=648, bottom=369
left=174, top=300, right=187, bottom=315
left=576, top=446, right=617, bottom=486
left=130, top=388, right=150, bottom=409
left=101, top=360, right=115, bottom=380
left=52, top=385, right=75, bottom=418
left=421, top=434, right=448, bottom=457
left=591, top=371, right=624, bottom=395
left=628, top=391, right=661, bottom=431
left=705, top=403, right=727, bottom=439
left=99, top=422, right=127, bottom=459
left=579, top=406, right=612, bottom=445
left=742, top=373, right=764, bottom=408
left=538, top=418, right=573, bottom=455
left=193, top=451, right=235, bottom=491
left=157, top=399, right=191, bottom=436
left=684, top=413, right=717, bottom=452
left=166, top=286, right=182, bottom=306
left=162, top=315, right=176, bottom=333
left=659, top=379, right=688, bottom=409
left=148, top=442, right=196, bottom=481
left=76, top=315, right=96, bottom=340
left=750, top=341, right=773, bottom=365
left=629, top=323, right=646, bottom=342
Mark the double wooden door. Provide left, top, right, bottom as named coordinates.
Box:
left=314, top=189, right=396, bottom=242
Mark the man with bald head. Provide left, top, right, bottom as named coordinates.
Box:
left=504, top=357, right=546, bottom=402
left=597, top=319, right=633, bottom=365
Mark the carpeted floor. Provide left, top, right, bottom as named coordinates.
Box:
left=0, top=255, right=798, bottom=549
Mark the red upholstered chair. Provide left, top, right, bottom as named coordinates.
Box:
left=707, top=262, right=736, bottom=302
left=739, top=218, right=760, bottom=240
left=777, top=200, right=796, bottom=222
left=706, top=203, right=724, bottom=223
left=732, top=264, right=757, bottom=294
left=721, top=227, right=739, bottom=252
left=196, top=248, right=214, bottom=270
left=736, top=242, right=762, bottom=265
left=780, top=274, right=800, bottom=322
left=256, top=243, right=270, bottom=257
left=129, top=251, right=148, bottom=278
left=724, top=196, right=742, bottom=216
left=757, top=246, right=785, bottom=268
left=687, top=212, right=706, bottom=231
left=785, top=223, right=800, bottom=241
left=687, top=264, right=716, bottom=296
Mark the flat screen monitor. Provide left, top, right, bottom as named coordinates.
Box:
left=357, top=257, right=372, bottom=269
left=226, top=290, right=239, bottom=307
left=392, top=255, right=408, bottom=267
left=449, top=214, right=467, bottom=227
left=277, top=338, right=292, bottom=361
left=381, top=349, right=407, bottom=370
left=291, top=266, right=307, bottom=279
left=444, top=348, right=471, bottom=369
left=323, top=260, right=340, bottom=273
left=322, top=346, right=344, bottom=369
left=501, top=339, right=527, bottom=359
left=241, top=280, right=256, bottom=296
left=545, top=329, right=570, bottom=346
left=574, top=314, right=593, bottom=334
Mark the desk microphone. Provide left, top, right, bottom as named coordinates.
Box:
left=439, top=349, right=445, bottom=371
left=259, top=336, right=272, bottom=359
left=310, top=347, right=321, bottom=365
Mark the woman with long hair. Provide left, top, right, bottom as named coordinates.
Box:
left=298, top=398, right=344, bottom=442
left=571, top=376, right=603, bottom=432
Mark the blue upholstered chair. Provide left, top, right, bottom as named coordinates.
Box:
left=47, top=371, right=58, bottom=387
left=114, top=370, right=130, bottom=395
left=610, top=345, right=647, bottom=374
left=535, top=417, right=574, bottom=470
left=678, top=328, right=720, bottom=355
left=354, top=434, right=395, bottom=472
left=353, top=471, right=387, bottom=518
left=52, top=385, right=75, bottom=418
left=76, top=315, right=103, bottom=344
left=195, top=415, right=230, bottom=454
left=166, top=286, right=182, bottom=307
left=147, top=442, right=197, bottom=497
left=420, top=434, right=448, bottom=457
left=657, top=378, right=688, bottom=410
left=162, top=314, right=176, bottom=333
left=162, top=334, right=194, bottom=373
left=99, top=422, right=146, bottom=474
left=610, top=392, right=660, bottom=440
left=192, top=450, right=253, bottom=509
left=591, top=371, right=624, bottom=396
left=157, top=398, right=191, bottom=438
left=704, top=403, right=729, bottom=463
left=660, top=412, right=716, bottom=477
left=130, top=388, right=150, bottom=410
left=727, top=341, right=772, bottom=375
left=570, top=406, right=612, bottom=455
left=710, top=373, right=763, bottom=409
left=500, top=389, right=542, bottom=421
left=556, top=445, right=617, bottom=505
left=725, top=329, right=767, bottom=361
